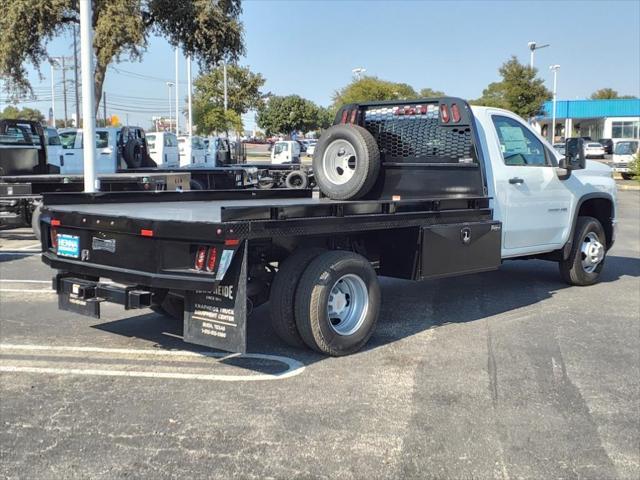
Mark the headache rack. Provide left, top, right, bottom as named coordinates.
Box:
left=333, top=97, right=487, bottom=200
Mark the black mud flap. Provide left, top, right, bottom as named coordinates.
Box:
left=183, top=242, right=248, bottom=353
left=57, top=277, right=102, bottom=319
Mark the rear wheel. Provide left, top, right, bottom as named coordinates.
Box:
left=559, top=216, right=607, bottom=286
left=30, top=202, right=42, bottom=241
left=269, top=248, right=325, bottom=347
left=151, top=292, right=184, bottom=321
left=189, top=178, right=206, bottom=190
left=295, top=250, right=380, bottom=356
left=312, top=124, right=380, bottom=200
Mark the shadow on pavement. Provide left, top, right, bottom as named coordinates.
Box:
left=92, top=255, right=639, bottom=367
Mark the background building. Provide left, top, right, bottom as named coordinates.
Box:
left=534, top=98, right=640, bottom=142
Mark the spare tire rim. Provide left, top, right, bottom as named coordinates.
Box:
left=327, top=273, right=369, bottom=336
left=581, top=231, right=605, bottom=273
left=322, top=139, right=357, bottom=185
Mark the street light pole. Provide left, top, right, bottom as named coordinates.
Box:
left=175, top=47, right=179, bottom=135
left=166, top=81, right=174, bottom=132
left=352, top=67, right=366, bottom=80
left=223, top=61, right=228, bottom=112
left=528, top=41, right=550, bottom=69
left=187, top=55, right=193, bottom=136
left=549, top=64, right=560, bottom=143
left=79, top=0, right=97, bottom=192
left=49, top=60, right=57, bottom=127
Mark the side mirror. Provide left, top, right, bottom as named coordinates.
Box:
left=564, top=138, right=586, bottom=170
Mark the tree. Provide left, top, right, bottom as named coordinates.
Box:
left=472, top=56, right=551, bottom=118
left=193, top=104, right=243, bottom=136
left=0, top=0, right=244, bottom=114
left=590, top=88, right=637, bottom=100
left=192, top=64, right=264, bottom=134
left=332, top=76, right=417, bottom=108
left=419, top=87, right=446, bottom=98
left=0, top=105, right=45, bottom=122
left=257, top=95, right=327, bottom=136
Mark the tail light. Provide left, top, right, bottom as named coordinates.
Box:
left=194, top=246, right=207, bottom=270
left=206, top=247, right=218, bottom=272
left=451, top=103, right=461, bottom=123
left=340, top=110, right=348, bottom=124
left=194, top=246, right=218, bottom=272
left=50, top=227, right=58, bottom=249
left=440, top=104, right=450, bottom=123
left=349, top=109, right=358, bottom=124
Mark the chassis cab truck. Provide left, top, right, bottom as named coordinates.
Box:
left=39, top=98, right=616, bottom=356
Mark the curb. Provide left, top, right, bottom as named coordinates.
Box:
left=617, top=183, right=640, bottom=191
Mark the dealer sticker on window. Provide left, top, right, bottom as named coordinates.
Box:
left=57, top=234, right=80, bottom=258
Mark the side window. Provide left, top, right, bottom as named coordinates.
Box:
left=492, top=115, right=549, bottom=166
left=96, top=132, right=109, bottom=149
left=59, top=131, right=77, bottom=149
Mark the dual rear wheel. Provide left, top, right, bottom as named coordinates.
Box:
left=269, top=249, right=381, bottom=356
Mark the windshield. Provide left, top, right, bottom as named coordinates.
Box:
left=587, top=143, right=602, bottom=148
left=614, top=141, right=638, bottom=155
left=274, top=142, right=288, bottom=154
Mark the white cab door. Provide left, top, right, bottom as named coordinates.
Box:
left=58, top=130, right=83, bottom=174
left=489, top=113, right=572, bottom=254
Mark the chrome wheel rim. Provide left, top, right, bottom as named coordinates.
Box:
left=581, top=231, right=605, bottom=273
left=327, top=274, right=368, bottom=336
left=322, top=139, right=357, bottom=185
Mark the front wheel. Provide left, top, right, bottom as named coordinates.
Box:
left=295, top=251, right=380, bottom=356
left=559, top=216, right=607, bottom=286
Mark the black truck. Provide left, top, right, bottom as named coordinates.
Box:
left=0, top=121, right=257, bottom=236
left=38, top=97, right=615, bottom=356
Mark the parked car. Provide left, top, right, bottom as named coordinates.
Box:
left=584, top=142, right=605, bottom=159
left=146, top=131, right=180, bottom=168
left=612, top=140, right=639, bottom=180
left=178, top=135, right=207, bottom=166
left=598, top=138, right=614, bottom=155
left=553, top=143, right=566, bottom=156
left=271, top=140, right=301, bottom=164
left=301, top=139, right=318, bottom=156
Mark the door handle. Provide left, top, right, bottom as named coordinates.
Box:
left=64, top=153, right=74, bottom=156
left=509, top=177, right=524, bottom=184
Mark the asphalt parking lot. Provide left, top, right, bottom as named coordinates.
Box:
left=1, top=190, right=638, bottom=480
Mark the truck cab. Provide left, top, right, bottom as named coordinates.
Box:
left=271, top=140, right=301, bottom=164
left=145, top=131, right=180, bottom=168
left=470, top=106, right=616, bottom=259
left=58, top=126, right=152, bottom=174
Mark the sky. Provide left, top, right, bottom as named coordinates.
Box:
left=2, top=0, right=639, bottom=130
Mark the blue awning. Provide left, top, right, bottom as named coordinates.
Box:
left=540, top=98, right=640, bottom=120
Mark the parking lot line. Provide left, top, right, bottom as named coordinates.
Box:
left=0, top=289, right=54, bottom=293
left=0, top=344, right=306, bottom=382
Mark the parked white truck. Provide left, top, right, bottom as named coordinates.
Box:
left=40, top=98, right=616, bottom=356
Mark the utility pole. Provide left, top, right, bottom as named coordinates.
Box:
left=103, top=91, right=107, bottom=126
left=175, top=47, right=179, bottom=135
left=549, top=64, right=560, bottom=143
left=80, top=0, right=97, bottom=192
left=187, top=55, right=193, bottom=136
left=73, top=24, right=81, bottom=126
left=62, top=57, right=68, bottom=126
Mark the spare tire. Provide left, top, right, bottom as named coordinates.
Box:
left=285, top=170, right=309, bottom=189
left=123, top=139, right=144, bottom=168
left=313, top=124, right=380, bottom=200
